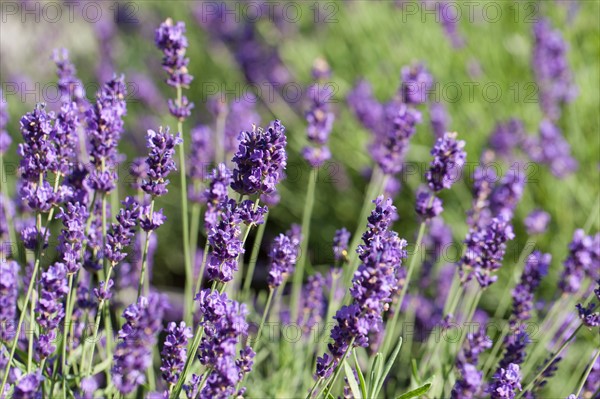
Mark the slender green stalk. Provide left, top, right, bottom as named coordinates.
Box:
left=61, top=274, right=76, bottom=398
left=290, top=168, right=318, bottom=323
left=315, top=270, right=341, bottom=362
left=138, top=200, right=155, bottom=298
left=242, top=212, right=269, bottom=301
left=174, top=84, right=194, bottom=327
left=575, top=349, right=600, bottom=397
left=382, top=218, right=428, bottom=356
left=518, top=324, right=583, bottom=398
left=253, top=288, right=275, bottom=348
left=319, top=338, right=356, bottom=398
left=194, top=241, right=210, bottom=300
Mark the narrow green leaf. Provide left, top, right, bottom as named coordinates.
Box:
left=394, top=382, right=432, bottom=399
left=368, top=353, right=383, bottom=398
left=92, top=357, right=112, bottom=375
left=343, top=359, right=363, bottom=399
left=373, top=337, right=403, bottom=397
left=352, top=349, right=368, bottom=399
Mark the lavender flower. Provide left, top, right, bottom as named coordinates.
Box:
left=195, top=290, right=254, bottom=398
left=85, top=75, right=127, bottom=193
left=524, top=210, right=551, bottom=235
left=112, top=293, right=168, bottom=395
left=0, top=89, right=11, bottom=155
left=415, top=189, right=443, bottom=219
left=161, top=321, right=192, bottom=386
left=141, top=127, right=182, bottom=197
left=429, top=101, right=450, bottom=138
left=370, top=103, right=421, bottom=176
left=510, top=252, right=551, bottom=327
left=488, top=363, right=522, bottom=399
left=489, top=119, right=525, bottom=158
left=333, top=228, right=351, bottom=263
left=267, top=226, right=302, bottom=289
left=105, top=197, right=140, bottom=264
left=35, top=262, right=69, bottom=359
left=224, top=95, right=261, bottom=155
left=139, top=206, right=167, bottom=232
left=188, top=125, right=213, bottom=202
left=206, top=199, right=244, bottom=283
left=560, top=230, right=600, bottom=294
left=52, top=101, right=79, bottom=176
left=56, top=202, right=88, bottom=273
left=532, top=19, right=577, bottom=120
left=525, top=119, right=577, bottom=178
left=438, top=1, right=465, bottom=48
left=347, top=80, right=384, bottom=135
left=12, top=370, right=43, bottom=399
left=451, top=327, right=492, bottom=398
left=155, top=19, right=194, bottom=120
left=51, top=48, right=87, bottom=108
left=236, top=199, right=268, bottom=226
left=426, top=132, right=466, bottom=192
left=0, top=260, right=18, bottom=341
left=231, top=120, right=287, bottom=195
left=203, top=164, right=233, bottom=230
left=459, top=216, right=515, bottom=287
left=576, top=280, right=599, bottom=327
left=298, top=273, right=326, bottom=332
left=316, top=197, right=407, bottom=378
left=400, top=63, right=434, bottom=105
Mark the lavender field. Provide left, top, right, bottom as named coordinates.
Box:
left=0, top=1, right=599, bottom=398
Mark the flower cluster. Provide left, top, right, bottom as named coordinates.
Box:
left=267, top=226, right=302, bottom=289
left=525, top=119, right=577, bottom=179
left=206, top=199, right=244, bottom=282
left=451, top=326, right=492, bottom=398
left=56, top=202, right=89, bottom=273
left=576, top=280, right=600, bottom=328
left=400, top=63, right=433, bottom=105
left=488, top=119, right=525, bottom=159
left=426, top=132, right=467, bottom=193
left=104, top=197, right=140, bottom=265
left=111, top=293, right=168, bottom=395
left=231, top=120, right=287, bottom=196
left=459, top=216, right=515, bottom=287
left=160, top=321, right=193, bottom=386
left=0, top=260, right=19, bottom=341
left=488, top=363, right=522, bottom=399
left=298, top=273, right=326, bottom=332
left=35, top=262, right=69, bottom=359
left=51, top=48, right=88, bottom=107
left=559, top=230, right=600, bottom=294
left=524, top=209, right=551, bottom=235
left=195, top=290, right=254, bottom=398
left=141, top=127, right=182, bottom=197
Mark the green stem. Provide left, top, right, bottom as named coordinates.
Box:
left=575, top=349, right=600, bottom=397
left=290, top=168, right=318, bottom=323
left=175, top=84, right=193, bottom=327
left=242, top=213, right=269, bottom=301
left=194, top=240, right=210, bottom=301
left=252, top=288, right=275, bottom=348
left=61, top=274, right=75, bottom=398
left=319, top=338, right=356, bottom=398
left=518, top=324, right=582, bottom=398
left=138, top=200, right=155, bottom=299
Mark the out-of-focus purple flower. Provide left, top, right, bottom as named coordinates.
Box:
left=85, top=75, right=127, bottom=193
left=161, top=321, right=192, bottom=386
left=489, top=119, right=525, bottom=158
left=511, top=252, right=551, bottom=327
left=231, top=120, right=287, bottom=196
left=583, top=353, right=599, bottom=396
left=333, top=228, right=351, bottom=263
left=347, top=80, right=384, bottom=136
left=141, top=127, right=182, bottom=197
left=489, top=170, right=525, bottom=222
left=0, top=260, right=18, bottom=341
left=532, top=19, right=577, bottom=120
left=188, top=125, right=213, bottom=201
left=155, top=19, right=193, bottom=89
left=260, top=191, right=281, bottom=207
left=576, top=281, right=599, bottom=327
left=93, top=279, right=114, bottom=302
left=400, top=63, right=433, bottom=105
left=488, top=363, right=522, bottom=399
left=524, top=210, right=551, bottom=235
left=560, top=230, right=600, bottom=294
left=0, top=89, right=12, bottom=155
left=224, top=95, right=261, bottom=155
left=267, top=226, right=302, bottom=289
left=415, top=189, right=443, bottom=219
left=298, top=273, right=326, bottom=332
left=128, top=157, right=148, bottom=190
left=426, top=132, right=467, bottom=192
left=429, top=101, right=450, bottom=138
left=370, top=103, right=421, bottom=176
left=438, top=1, right=465, bottom=48
left=459, top=216, right=515, bottom=287
left=194, top=290, right=254, bottom=398
left=525, top=119, right=577, bottom=179
left=302, top=146, right=332, bottom=168
left=12, top=370, right=43, bottom=399
left=51, top=48, right=88, bottom=109
left=112, top=293, right=168, bottom=395
left=56, top=202, right=88, bottom=273
left=451, top=326, right=491, bottom=399
left=206, top=199, right=244, bottom=283
left=20, top=225, right=47, bottom=251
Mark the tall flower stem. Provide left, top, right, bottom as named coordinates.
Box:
left=175, top=84, right=193, bottom=326
left=381, top=218, right=428, bottom=356
left=194, top=241, right=210, bottom=301
left=518, top=324, right=583, bottom=398
left=318, top=338, right=356, bottom=398
left=290, top=168, right=318, bottom=323
left=575, top=349, right=600, bottom=397
left=61, top=273, right=76, bottom=398
left=138, top=200, right=156, bottom=298
left=242, top=212, right=269, bottom=301
left=252, top=288, right=275, bottom=348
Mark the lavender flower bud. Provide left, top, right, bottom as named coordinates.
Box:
left=332, top=228, right=351, bottom=263
left=267, top=226, right=302, bottom=289
left=141, top=127, right=182, bottom=197
left=426, top=132, right=466, bottom=192
left=160, top=321, right=192, bottom=386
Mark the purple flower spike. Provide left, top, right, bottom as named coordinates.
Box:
left=155, top=19, right=193, bottom=88
left=56, top=201, right=89, bottom=273
left=488, top=363, right=522, bottom=399
left=560, top=230, right=600, bottom=294
left=267, top=226, right=302, bottom=289
left=415, top=189, right=443, bottom=220
left=400, top=63, right=434, bottom=105
left=426, top=132, right=466, bottom=192
left=161, top=321, right=193, bottom=386
left=231, top=120, right=287, bottom=196
left=0, top=260, right=19, bottom=341
left=140, top=206, right=166, bottom=232
left=52, top=48, right=88, bottom=107
left=451, top=326, right=491, bottom=398
left=206, top=199, right=244, bottom=283
left=524, top=209, right=551, bottom=235
left=333, top=228, right=351, bottom=263
left=141, top=127, right=182, bottom=197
